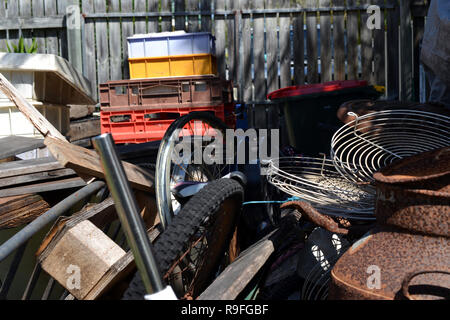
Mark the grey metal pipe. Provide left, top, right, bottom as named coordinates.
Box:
left=92, top=133, right=164, bottom=295
left=0, top=180, right=105, bottom=262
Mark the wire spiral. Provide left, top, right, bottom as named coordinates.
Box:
left=331, top=109, right=450, bottom=183
left=266, top=156, right=375, bottom=220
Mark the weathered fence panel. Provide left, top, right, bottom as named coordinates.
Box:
left=0, top=0, right=429, bottom=103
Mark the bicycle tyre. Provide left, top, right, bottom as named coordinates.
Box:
left=156, top=111, right=230, bottom=228
left=122, top=178, right=244, bottom=300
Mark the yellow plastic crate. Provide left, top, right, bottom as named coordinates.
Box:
left=129, top=53, right=218, bottom=79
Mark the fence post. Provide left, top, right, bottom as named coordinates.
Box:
left=399, top=0, right=413, bottom=101
left=66, top=2, right=83, bottom=74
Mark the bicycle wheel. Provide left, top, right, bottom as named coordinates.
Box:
left=122, top=178, right=244, bottom=300
left=156, top=111, right=233, bottom=228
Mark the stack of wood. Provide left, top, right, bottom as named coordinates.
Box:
left=0, top=72, right=159, bottom=300
left=67, top=104, right=100, bottom=148
left=0, top=135, right=86, bottom=230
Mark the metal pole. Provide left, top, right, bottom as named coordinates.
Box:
left=0, top=181, right=105, bottom=262
left=92, top=133, right=164, bottom=294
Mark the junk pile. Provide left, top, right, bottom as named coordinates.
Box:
left=0, top=43, right=449, bottom=300
left=253, top=103, right=450, bottom=300
left=329, top=147, right=450, bottom=300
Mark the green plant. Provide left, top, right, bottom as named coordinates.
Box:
left=5, top=37, right=38, bottom=53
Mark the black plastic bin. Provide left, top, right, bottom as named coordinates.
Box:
left=267, top=80, right=383, bottom=156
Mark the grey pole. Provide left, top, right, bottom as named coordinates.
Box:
left=92, top=133, right=164, bottom=294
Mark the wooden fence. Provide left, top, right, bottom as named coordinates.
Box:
left=0, top=0, right=429, bottom=104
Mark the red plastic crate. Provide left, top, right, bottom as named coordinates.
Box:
left=101, top=104, right=236, bottom=144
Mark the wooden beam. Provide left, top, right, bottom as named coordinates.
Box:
left=0, top=157, right=62, bottom=178
left=0, top=197, right=50, bottom=229
left=0, top=168, right=76, bottom=188
left=197, top=230, right=277, bottom=300
left=67, top=118, right=100, bottom=142
left=399, top=0, right=413, bottom=101
left=0, top=177, right=86, bottom=197
left=0, top=136, right=44, bottom=160
left=0, top=73, right=67, bottom=141
left=0, top=16, right=65, bottom=30
left=40, top=220, right=127, bottom=300
left=0, top=194, right=43, bottom=215
left=44, top=137, right=155, bottom=192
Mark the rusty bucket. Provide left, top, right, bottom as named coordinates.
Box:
left=329, top=147, right=450, bottom=300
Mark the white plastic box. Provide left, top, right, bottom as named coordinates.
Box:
left=127, top=31, right=216, bottom=58
left=0, top=53, right=95, bottom=139
left=0, top=70, right=69, bottom=138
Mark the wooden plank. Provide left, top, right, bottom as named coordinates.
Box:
left=279, top=0, right=292, bottom=88
left=0, top=73, right=67, bottom=141
left=319, top=0, right=332, bottom=82
left=108, top=1, right=122, bottom=82
left=197, top=229, right=277, bottom=300
left=332, top=0, right=345, bottom=80
left=44, top=0, right=59, bottom=54
left=413, top=15, right=424, bottom=102
left=66, top=0, right=83, bottom=73
left=241, top=1, right=252, bottom=102
left=94, top=0, right=109, bottom=90
left=253, top=0, right=266, bottom=100
left=82, top=0, right=97, bottom=100
left=5, top=0, right=20, bottom=51
left=134, top=0, right=148, bottom=34
left=44, top=137, right=155, bottom=192
left=292, top=9, right=304, bottom=84
left=0, top=168, right=75, bottom=188
left=147, top=0, right=159, bottom=33
left=187, top=0, right=200, bottom=32
left=0, top=194, right=43, bottom=215
left=32, top=0, right=46, bottom=54
left=201, top=0, right=212, bottom=32
left=19, top=0, right=33, bottom=48
left=227, top=0, right=239, bottom=85
left=0, top=177, right=86, bottom=197
left=160, top=0, right=172, bottom=32
left=372, top=0, right=386, bottom=89
left=214, top=0, right=227, bottom=78
left=0, top=157, right=62, bottom=178
left=0, top=197, right=50, bottom=229
left=0, top=16, right=65, bottom=31
left=175, top=0, right=186, bottom=31
left=37, top=196, right=159, bottom=300
left=0, top=136, right=44, bottom=159
left=67, top=118, right=100, bottom=142
left=346, top=0, right=359, bottom=80
left=85, top=226, right=160, bottom=299
left=360, top=7, right=373, bottom=82
left=399, top=0, right=413, bottom=101
left=0, top=2, right=6, bottom=52
left=386, top=0, right=399, bottom=99
left=306, top=0, right=318, bottom=83
left=266, top=0, right=279, bottom=93
left=40, top=220, right=127, bottom=300
left=121, top=0, right=134, bottom=79
left=57, top=0, right=69, bottom=58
